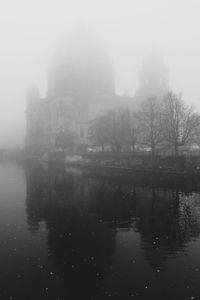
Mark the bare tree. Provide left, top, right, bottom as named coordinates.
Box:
left=137, top=96, right=163, bottom=156
left=191, top=124, right=200, bottom=150
left=55, top=129, right=76, bottom=150
left=89, top=115, right=110, bottom=151
left=128, top=110, right=141, bottom=152
left=106, top=107, right=130, bottom=152
left=162, top=92, right=200, bottom=155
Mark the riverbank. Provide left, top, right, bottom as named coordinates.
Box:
left=46, top=152, right=200, bottom=177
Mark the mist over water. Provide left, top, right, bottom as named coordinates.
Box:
left=2, top=2, right=200, bottom=298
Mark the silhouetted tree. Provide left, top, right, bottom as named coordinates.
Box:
left=89, top=115, right=110, bottom=151
left=128, top=110, right=141, bottom=152
left=89, top=107, right=131, bottom=152
left=55, top=129, right=75, bottom=150
left=106, top=107, right=130, bottom=152
left=162, top=92, right=200, bottom=156
left=137, top=96, right=163, bottom=156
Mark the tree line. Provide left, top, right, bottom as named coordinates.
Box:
left=89, top=92, right=200, bottom=156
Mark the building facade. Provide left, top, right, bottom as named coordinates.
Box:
left=26, top=31, right=132, bottom=155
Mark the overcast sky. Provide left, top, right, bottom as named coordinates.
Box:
left=1, top=0, right=200, bottom=147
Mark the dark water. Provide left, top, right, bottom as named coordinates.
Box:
left=1, top=162, right=200, bottom=299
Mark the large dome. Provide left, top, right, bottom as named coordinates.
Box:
left=48, top=30, right=115, bottom=100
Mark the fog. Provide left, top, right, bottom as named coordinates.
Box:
left=1, top=0, right=200, bottom=147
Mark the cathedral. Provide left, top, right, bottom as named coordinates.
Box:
left=26, top=31, right=131, bottom=155
left=26, top=30, right=169, bottom=156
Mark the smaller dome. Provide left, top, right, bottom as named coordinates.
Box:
left=135, top=53, right=169, bottom=101
left=139, top=53, right=168, bottom=85
left=27, top=86, right=40, bottom=102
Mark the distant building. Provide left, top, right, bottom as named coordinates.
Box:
left=26, top=31, right=133, bottom=155
left=134, top=53, right=169, bottom=104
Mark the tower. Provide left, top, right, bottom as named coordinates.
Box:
left=135, top=53, right=169, bottom=103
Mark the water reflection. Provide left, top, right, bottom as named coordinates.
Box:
left=26, top=164, right=116, bottom=298
left=135, top=188, right=200, bottom=271
left=25, top=163, right=200, bottom=298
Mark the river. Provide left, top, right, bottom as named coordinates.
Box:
left=0, top=161, right=200, bottom=299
